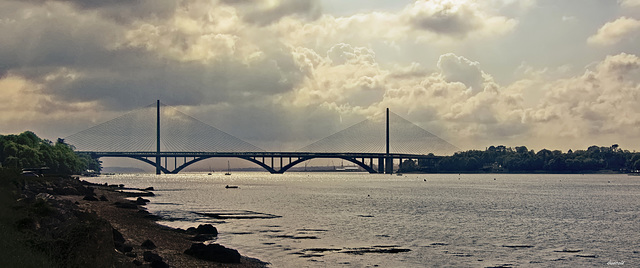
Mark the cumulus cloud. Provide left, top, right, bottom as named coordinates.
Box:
left=619, top=0, right=640, bottom=7
left=274, top=0, right=519, bottom=53
left=437, top=53, right=486, bottom=94
left=327, top=43, right=376, bottom=65
left=404, top=0, right=518, bottom=38
left=284, top=43, right=386, bottom=110
left=527, top=53, right=640, bottom=145
left=279, top=48, right=531, bottom=149
left=588, top=17, right=640, bottom=46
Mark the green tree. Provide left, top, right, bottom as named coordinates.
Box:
left=400, top=159, right=417, bottom=172
left=0, top=131, right=101, bottom=175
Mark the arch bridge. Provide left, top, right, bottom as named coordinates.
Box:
left=81, top=151, right=435, bottom=174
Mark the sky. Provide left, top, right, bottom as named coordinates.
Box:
left=2, top=0, right=640, bottom=155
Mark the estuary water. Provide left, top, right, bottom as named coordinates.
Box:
left=84, top=173, right=640, bottom=267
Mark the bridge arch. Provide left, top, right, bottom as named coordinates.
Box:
left=98, top=155, right=375, bottom=174
left=130, top=156, right=172, bottom=174
left=103, top=155, right=280, bottom=174
left=279, top=156, right=376, bottom=174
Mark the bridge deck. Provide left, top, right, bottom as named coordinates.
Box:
left=79, top=151, right=439, bottom=174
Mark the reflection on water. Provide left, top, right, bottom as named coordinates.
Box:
left=86, top=173, right=640, bottom=267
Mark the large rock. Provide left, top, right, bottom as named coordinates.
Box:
left=116, top=244, right=133, bottom=253
left=141, top=239, right=157, bottom=249
left=195, top=224, right=218, bottom=235
left=150, top=260, right=170, bottom=268
left=136, top=197, right=149, bottom=205
left=112, top=228, right=125, bottom=244
left=83, top=195, right=99, bottom=201
left=143, top=251, right=163, bottom=263
left=190, top=234, right=216, bottom=241
left=184, top=243, right=241, bottom=263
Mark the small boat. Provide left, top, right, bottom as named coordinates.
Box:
left=208, top=166, right=213, bottom=175
left=225, top=161, right=231, bottom=176
left=396, top=173, right=403, bottom=176
left=225, top=185, right=238, bottom=189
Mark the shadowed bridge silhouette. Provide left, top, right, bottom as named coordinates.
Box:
left=65, top=101, right=459, bottom=174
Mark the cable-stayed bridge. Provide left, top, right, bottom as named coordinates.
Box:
left=65, top=101, right=459, bottom=174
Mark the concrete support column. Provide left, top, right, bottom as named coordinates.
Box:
left=385, top=157, right=393, bottom=174
left=378, top=157, right=385, bottom=173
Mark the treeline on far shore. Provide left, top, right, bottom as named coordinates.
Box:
left=0, top=131, right=101, bottom=176
left=403, top=144, right=640, bottom=174
left=2, top=130, right=640, bottom=175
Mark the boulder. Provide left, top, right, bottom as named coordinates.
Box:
left=112, top=228, right=125, bottom=244
left=184, top=243, right=241, bottom=263
left=143, top=251, right=162, bottom=263
left=83, top=195, right=99, bottom=201
left=136, top=197, right=149, bottom=205
left=54, top=186, right=80, bottom=195
left=99, top=195, right=108, bottom=201
left=141, top=239, right=157, bottom=249
left=116, top=244, right=133, bottom=253
left=190, top=234, right=216, bottom=241
left=195, top=224, right=218, bottom=235
left=84, top=186, right=95, bottom=195
left=150, top=260, right=170, bottom=268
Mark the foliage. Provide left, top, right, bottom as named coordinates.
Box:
left=420, top=144, right=639, bottom=173
left=0, top=131, right=101, bottom=175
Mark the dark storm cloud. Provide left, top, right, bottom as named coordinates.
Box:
left=38, top=47, right=303, bottom=110
left=221, top=0, right=322, bottom=25
left=0, top=0, right=303, bottom=111
left=15, top=0, right=176, bottom=22
left=0, top=1, right=121, bottom=77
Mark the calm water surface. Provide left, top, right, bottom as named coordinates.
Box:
left=85, top=173, right=640, bottom=267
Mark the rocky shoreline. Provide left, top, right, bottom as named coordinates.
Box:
left=10, top=176, right=268, bottom=267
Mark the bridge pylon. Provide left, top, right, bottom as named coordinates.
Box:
left=156, top=100, right=161, bottom=175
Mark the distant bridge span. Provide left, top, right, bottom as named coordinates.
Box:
left=81, top=151, right=437, bottom=174
left=69, top=101, right=457, bottom=174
